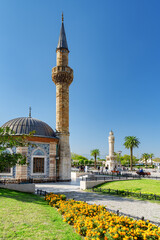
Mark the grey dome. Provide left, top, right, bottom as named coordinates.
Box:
left=1, top=117, right=56, bottom=138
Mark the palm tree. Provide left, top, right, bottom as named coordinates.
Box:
left=142, top=153, right=150, bottom=167
left=150, top=153, right=154, bottom=167
left=124, top=136, right=140, bottom=171
left=90, top=149, right=100, bottom=169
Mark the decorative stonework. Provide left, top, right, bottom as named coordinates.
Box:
left=16, top=146, right=28, bottom=180
left=49, top=143, right=56, bottom=181
left=0, top=142, right=57, bottom=182
left=27, top=143, right=50, bottom=179
left=52, top=67, right=73, bottom=85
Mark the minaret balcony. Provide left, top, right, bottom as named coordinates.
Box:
left=52, top=66, right=73, bottom=74
left=52, top=66, right=73, bottom=85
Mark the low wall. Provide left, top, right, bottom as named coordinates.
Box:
left=0, top=183, right=35, bottom=193
left=80, top=178, right=137, bottom=190
left=71, top=172, right=89, bottom=179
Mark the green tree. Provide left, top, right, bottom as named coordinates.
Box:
left=124, top=136, right=140, bottom=171
left=90, top=149, right=100, bottom=169
left=88, top=160, right=93, bottom=165
left=0, top=127, right=34, bottom=172
left=71, top=153, right=88, bottom=161
left=142, top=153, right=150, bottom=167
left=78, top=159, right=84, bottom=165
left=84, top=159, right=89, bottom=165
left=71, top=153, right=80, bottom=160
left=120, top=154, right=139, bottom=166
left=120, top=154, right=130, bottom=166
left=150, top=153, right=154, bottom=167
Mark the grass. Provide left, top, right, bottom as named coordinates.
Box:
left=96, top=179, right=160, bottom=194
left=0, top=189, right=82, bottom=240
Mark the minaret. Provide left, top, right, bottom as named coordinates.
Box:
left=52, top=14, right=73, bottom=181
left=106, top=130, right=118, bottom=171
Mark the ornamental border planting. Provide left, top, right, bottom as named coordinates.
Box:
left=39, top=190, right=160, bottom=240
left=37, top=189, right=160, bottom=227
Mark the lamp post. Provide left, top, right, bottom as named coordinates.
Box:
left=117, top=151, right=122, bottom=167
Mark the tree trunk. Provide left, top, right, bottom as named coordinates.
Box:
left=94, top=154, right=97, bottom=169
left=130, top=147, right=133, bottom=171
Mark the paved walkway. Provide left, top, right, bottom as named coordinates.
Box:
left=36, top=179, right=160, bottom=223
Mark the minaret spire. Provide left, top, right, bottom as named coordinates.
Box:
left=57, top=13, right=68, bottom=50
left=29, top=107, right=31, bottom=118
left=62, top=12, right=64, bottom=23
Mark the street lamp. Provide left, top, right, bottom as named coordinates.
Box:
left=117, top=151, right=122, bottom=167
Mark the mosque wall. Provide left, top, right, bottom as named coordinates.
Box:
left=16, top=146, right=28, bottom=179
left=0, top=142, right=57, bottom=182
left=27, top=143, right=50, bottom=179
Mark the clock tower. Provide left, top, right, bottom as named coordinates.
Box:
left=106, top=131, right=118, bottom=171
left=52, top=14, right=73, bottom=181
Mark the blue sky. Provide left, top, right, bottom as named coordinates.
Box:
left=0, top=0, right=160, bottom=158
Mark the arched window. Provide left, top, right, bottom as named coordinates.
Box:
left=0, top=149, right=13, bottom=175
left=31, top=149, right=46, bottom=175
left=33, top=149, right=45, bottom=156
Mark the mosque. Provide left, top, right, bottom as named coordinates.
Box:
left=0, top=14, right=73, bottom=182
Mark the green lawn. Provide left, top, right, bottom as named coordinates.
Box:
left=0, top=189, right=82, bottom=240
left=97, top=179, right=160, bottom=194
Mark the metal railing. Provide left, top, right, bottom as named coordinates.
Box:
left=81, top=174, right=160, bottom=181
left=92, top=187, right=160, bottom=201
left=37, top=189, right=47, bottom=196
left=81, top=175, right=141, bottom=181
left=104, top=207, right=160, bottom=226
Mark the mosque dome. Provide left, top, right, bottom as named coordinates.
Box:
left=1, top=117, right=56, bottom=138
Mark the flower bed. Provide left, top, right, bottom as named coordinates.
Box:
left=45, top=193, right=160, bottom=240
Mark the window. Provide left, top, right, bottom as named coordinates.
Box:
left=33, top=157, right=44, bottom=173
left=31, top=148, right=46, bottom=175
left=0, top=166, right=11, bottom=173
left=0, top=149, right=13, bottom=175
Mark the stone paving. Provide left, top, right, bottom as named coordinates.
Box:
left=36, top=179, right=160, bottom=223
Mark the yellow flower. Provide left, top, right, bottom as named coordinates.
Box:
left=44, top=192, right=160, bottom=240
left=113, top=234, right=119, bottom=239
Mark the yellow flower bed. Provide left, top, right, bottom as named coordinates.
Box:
left=45, top=193, right=160, bottom=240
